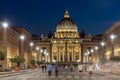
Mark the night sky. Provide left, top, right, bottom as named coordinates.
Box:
left=0, top=0, right=120, bottom=35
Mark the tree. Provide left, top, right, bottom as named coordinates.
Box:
left=0, top=51, right=5, bottom=61
left=11, top=56, right=25, bottom=67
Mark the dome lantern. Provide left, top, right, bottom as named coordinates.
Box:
left=64, top=10, right=70, bottom=18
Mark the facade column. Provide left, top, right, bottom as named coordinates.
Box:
left=68, top=52, right=69, bottom=61
left=72, top=47, right=73, bottom=61
left=52, top=47, right=53, bottom=62
left=73, top=47, right=75, bottom=61
left=57, top=47, right=59, bottom=61
left=79, top=48, right=81, bottom=61
left=59, top=47, right=61, bottom=61
left=58, top=47, right=60, bottom=61
left=74, top=53, right=76, bottom=61
left=63, top=52, right=64, bottom=61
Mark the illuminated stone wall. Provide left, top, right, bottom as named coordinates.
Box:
left=0, top=27, right=19, bottom=68
left=103, top=21, right=120, bottom=59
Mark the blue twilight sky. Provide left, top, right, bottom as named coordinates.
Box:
left=0, top=0, right=120, bottom=35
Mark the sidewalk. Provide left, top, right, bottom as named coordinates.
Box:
left=0, top=69, right=38, bottom=77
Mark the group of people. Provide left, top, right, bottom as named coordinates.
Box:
left=41, top=63, right=94, bottom=77
left=78, top=64, right=95, bottom=76
left=46, top=64, right=74, bottom=76
left=41, top=64, right=47, bottom=72
left=47, top=64, right=59, bottom=76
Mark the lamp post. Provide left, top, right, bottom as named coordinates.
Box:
left=65, top=41, right=67, bottom=62
left=2, top=22, right=8, bottom=69
left=101, top=42, right=105, bottom=59
left=46, top=53, right=48, bottom=63
left=20, top=35, right=25, bottom=69
left=20, top=35, right=25, bottom=56
left=87, top=47, right=93, bottom=63
left=90, top=49, right=94, bottom=63
left=40, top=49, right=43, bottom=61
left=85, top=53, right=87, bottom=63
left=44, top=50, right=47, bottom=62
left=95, top=46, right=99, bottom=64
left=29, top=42, right=34, bottom=61
left=36, top=46, right=40, bottom=61
left=110, top=34, right=116, bottom=57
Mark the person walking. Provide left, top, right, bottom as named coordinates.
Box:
left=88, top=65, right=93, bottom=76
left=47, top=64, right=52, bottom=76
left=78, top=64, right=83, bottom=72
left=55, top=64, right=59, bottom=76
left=64, top=64, right=68, bottom=72
left=78, top=64, right=83, bottom=75
left=70, top=64, right=74, bottom=72
left=44, top=64, right=47, bottom=72
left=41, top=64, right=45, bottom=72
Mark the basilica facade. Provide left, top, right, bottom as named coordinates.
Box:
left=33, top=10, right=102, bottom=64
left=51, top=10, right=82, bottom=62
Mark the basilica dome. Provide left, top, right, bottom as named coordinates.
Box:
left=56, top=10, right=78, bottom=32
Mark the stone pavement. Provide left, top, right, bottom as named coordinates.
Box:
left=0, top=69, right=36, bottom=77
left=0, top=68, right=120, bottom=80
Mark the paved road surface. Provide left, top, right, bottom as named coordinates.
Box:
left=0, top=68, right=120, bottom=80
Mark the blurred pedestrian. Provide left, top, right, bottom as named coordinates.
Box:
left=64, top=64, right=68, bottom=72
left=78, top=64, right=83, bottom=72
left=55, top=64, right=59, bottom=76
left=44, top=64, right=47, bottom=72
left=42, top=64, right=45, bottom=72
left=47, top=64, right=52, bottom=76
left=70, top=64, right=74, bottom=72
left=88, top=65, right=93, bottom=76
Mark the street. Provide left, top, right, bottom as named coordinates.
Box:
left=0, top=68, right=120, bottom=80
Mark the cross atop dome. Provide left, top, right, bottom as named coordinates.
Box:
left=64, top=9, right=70, bottom=18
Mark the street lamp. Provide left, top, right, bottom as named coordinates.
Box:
left=110, top=34, right=116, bottom=57
left=85, top=53, right=87, bottom=63
left=20, top=34, right=25, bottom=69
left=95, top=46, right=98, bottom=50
left=2, top=22, right=8, bottom=69
left=2, top=22, right=8, bottom=28
left=110, top=34, right=116, bottom=40
left=36, top=46, right=39, bottom=51
left=87, top=51, right=90, bottom=55
left=29, top=42, right=34, bottom=61
left=20, top=35, right=25, bottom=40
left=90, top=49, right=94, bottom=53
left=20, top=35, right=25, bottom=56
left=101, top=42, right=105, bottom=46
left=46, top=53, right=48, bottom=63
left=101, top=42, right=105, bottom=59
left=30, top=42, right=34, bottom=47
left=40, top=49, right=43, bottom=61
left=95, top=46, right=99, bottom=64
left=36, top=46, right=40, bottom=61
